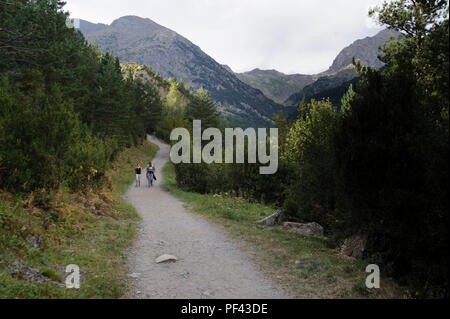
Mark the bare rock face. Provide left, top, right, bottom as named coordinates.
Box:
left=257, top=210, right=286, bottom=226
left=340, top=235, right=367, bottom=258
left=283, top=222, right=324, bottom=236
left=328, top=29, right=401, bottom=73
left=155, top=254, right=177, bottom=264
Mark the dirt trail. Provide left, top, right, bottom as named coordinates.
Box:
left=124, top=136, right=287, bottom=299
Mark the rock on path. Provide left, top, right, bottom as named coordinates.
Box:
left=124, top=135, right=287, bottom=299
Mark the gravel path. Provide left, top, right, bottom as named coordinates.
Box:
left=124, top=136, right=287, bottom=299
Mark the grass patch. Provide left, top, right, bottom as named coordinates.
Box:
left=162, top=162, right=403, bottom=299
left=0, top=140, right=159, bottom=298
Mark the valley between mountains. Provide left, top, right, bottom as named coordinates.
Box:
left=78, top=16, right=400, bottom=127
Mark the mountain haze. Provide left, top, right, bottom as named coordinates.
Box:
left=78, top=16, right=284, bottom=127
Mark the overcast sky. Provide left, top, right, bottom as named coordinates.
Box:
left=64, top=0, right=386, bottom=74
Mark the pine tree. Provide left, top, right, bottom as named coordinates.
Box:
left=337, top=0, right=449, bottom=297
left=166, top=80, right=184, bottom=111
left=340, top=84, right=355, bottom=114
left=298, top=95, right=309, bottom=120
left=89, top=52, right=131, bottom=145
left=185, top=88, right=220, bottom=128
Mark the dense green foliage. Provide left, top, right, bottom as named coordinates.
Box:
left=173, top=0, right=449, bottom=297
left=174, top=87, right=289, bottom=202
left=0, top=0, right=163, bottom=192
left=156, top=81, right=189, bottom=142
left=1, top=0, right=448, bottom=299
left=0, top=76, right=94, bottom=191
left=283, top=100, right=341, bottom=228
left=339, top=0, right=449, bottom=296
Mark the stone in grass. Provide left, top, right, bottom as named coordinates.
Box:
left=283, top=221, right=324, bottom=236
left=155, top=254, right=178, bottom=264
left=340, top=235, right=367, bottom=258
left=257, top=210, right=286, bottom=226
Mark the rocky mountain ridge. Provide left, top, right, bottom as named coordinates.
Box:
left=78, top=16, right=284, bottom=127
left=237, top=29, right=401, bottom=106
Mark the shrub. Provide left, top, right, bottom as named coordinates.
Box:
left=0, top=76, right=80, bottom=192
left=282, top=99, right=341, bottom=231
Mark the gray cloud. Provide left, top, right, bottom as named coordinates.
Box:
left=65, top=0, right=385, bottom=74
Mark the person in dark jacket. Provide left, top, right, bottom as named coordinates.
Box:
left=146, top=161, right=157, bottom=187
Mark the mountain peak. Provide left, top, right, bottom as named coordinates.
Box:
left=328, top=28, right=401, bottom=73
left=246, top=68, right=285, bottom=77
left=79, top=15, right=283, bottom=127
left=111, top=15, right=154, bottom=26
left=109, top=15, right=171, bottom=34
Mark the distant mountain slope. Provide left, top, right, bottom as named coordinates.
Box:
left=284, top=67, right=358, bottom=106
left=221, top=64, right=233, bottom=73
left=286, top=76, right=361, bottom=122
left=236, top=68, right=317, bottom=105
left=328, top=29, right=400, bottom=73
left=78, top=16, right=283, bottom=127
left=283, top=29, right=401, bottom=107
left=235, top=29, right=400, bottom=108
left=78, top=19, right=107, bottom=36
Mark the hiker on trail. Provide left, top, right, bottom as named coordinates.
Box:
left=146, top=161, right=157, bottom=187
left=135, top=164, right=142, bottom=187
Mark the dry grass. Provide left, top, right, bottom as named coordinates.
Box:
left=0, top=141, right=158, bottom=298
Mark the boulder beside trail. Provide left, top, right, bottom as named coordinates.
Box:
left=340, top=235, right=367, bottom=258
left=257, top=210, right=286, bottom=226
left=283, top=222, right=324, bottom=236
